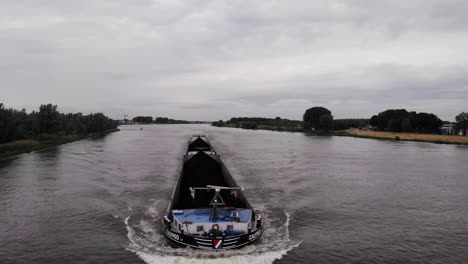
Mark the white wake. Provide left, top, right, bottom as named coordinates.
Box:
left=122, top=201, right=301, bottom=264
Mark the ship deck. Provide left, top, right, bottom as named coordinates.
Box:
left=173, top=208, right=252, bottom=223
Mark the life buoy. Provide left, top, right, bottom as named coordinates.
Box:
left=212, top=224, right=220, bottom=230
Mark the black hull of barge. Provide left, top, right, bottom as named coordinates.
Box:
left=163, top=136, right=263, bottom=250
left=162, top=224, right=263, bottom=250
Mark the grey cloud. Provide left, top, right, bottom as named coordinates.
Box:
left=1, top=0, right=467, bottom=121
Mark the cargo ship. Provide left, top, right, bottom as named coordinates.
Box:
left=162, top=135, right=263, bottom=249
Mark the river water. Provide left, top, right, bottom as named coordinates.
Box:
left=1, top=125, right=467, bottom=264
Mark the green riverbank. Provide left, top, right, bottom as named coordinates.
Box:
left=216, top=125, right=468, bottom=145
left=0, top=128, right=120, bottom=159
left=333, top=128, right=468, bottom=145
left=221, top=124, right=304, bottom=133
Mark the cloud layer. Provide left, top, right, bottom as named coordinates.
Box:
left=1, top=0, right=467, bottom=120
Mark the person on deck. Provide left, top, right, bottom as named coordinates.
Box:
left=208, top=224, right=223, bottom=237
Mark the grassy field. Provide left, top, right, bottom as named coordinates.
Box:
left=0, top=129, right=120, bottom=159
left=337, top=128, right=468, bottom=145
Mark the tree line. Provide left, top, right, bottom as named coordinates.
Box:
left=0, top=103, right=118, bottom=144
left=213, top=106, right=467, bottom=135
left=212, top=117, right=303, bottom=130
left=369, top=109, right=443, bottom=133
left=305, top=107, right=468, bottom=134
left=302, top=107, right=371, bottom=132
left=131, top=116, right=190, bottom=124
left=333, top=119, right=370, bottom=131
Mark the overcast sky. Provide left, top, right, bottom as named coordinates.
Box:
left=1, top=0, right=467, bottom=121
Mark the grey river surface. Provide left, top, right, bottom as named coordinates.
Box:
left=1, top=125, right=468, bottom=264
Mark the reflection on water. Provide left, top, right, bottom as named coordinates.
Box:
left=1, top=125, right=467, bottom=264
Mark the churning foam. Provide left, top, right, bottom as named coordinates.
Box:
left=123, top=202, right=301, bottom=264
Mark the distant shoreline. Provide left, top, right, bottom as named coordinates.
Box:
left=119, top=122, right=211, bottom=125
left=0, top=128, right=120, bottom=160
left=215, top=125, right=468, bottom=145
left=335, top=128, right=468, bottom=145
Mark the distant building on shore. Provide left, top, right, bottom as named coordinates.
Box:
left=118, top=119, right=134, bottom=125
left=440, top=123, right=468, bottom=136
left=441, top=123, right=455, bottom=135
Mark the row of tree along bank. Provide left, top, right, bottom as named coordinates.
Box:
left=130, top=116, right=190, bottom=124
left=212, top=106, right=468, bottom=140
left=212, top=117, right=303, bottom=131
left=0, top=103, right=119, bottom=158
left=370, top=109, right=442, bottom=133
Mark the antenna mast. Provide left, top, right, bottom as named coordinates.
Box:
left=189, top=185, right=243, bottom=220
